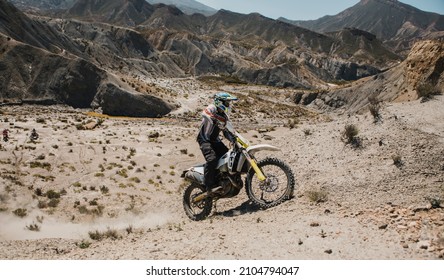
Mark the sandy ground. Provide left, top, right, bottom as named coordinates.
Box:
left=0, top=83, right=443, bottom=260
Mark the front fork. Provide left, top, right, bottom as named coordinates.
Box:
left=243, top=150, right=266, bottom=181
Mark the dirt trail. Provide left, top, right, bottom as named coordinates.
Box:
left=0, top=94, right=443, bottom=260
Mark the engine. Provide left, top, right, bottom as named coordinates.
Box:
left=218, top=174, right=243, bottom=198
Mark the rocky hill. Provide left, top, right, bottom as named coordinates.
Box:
left=66, top=0, right=157, bottom=27
left=64, top=1, right=400, bottom=84
left=0, top=0, right=405, bottom=112
left=0, top=0, right=175, bottom=117
left=9, top=0, right=76, bottom=11
left=282, top=0, right=444, bottom=54
left=1, top=0, right=442, bottom=116
left=296, top=40, right=444, bottom=114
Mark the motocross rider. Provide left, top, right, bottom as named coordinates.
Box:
left=197, top=92, right=238, bottom=193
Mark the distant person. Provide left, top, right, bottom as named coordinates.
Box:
left=30, top=128, right=39, bottom=141
left=197, top=92, right=238, bottom=193
left=3, top=129, right=9, bottom=142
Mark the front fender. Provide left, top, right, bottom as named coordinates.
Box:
left=246, top=144, right=280, bottom=156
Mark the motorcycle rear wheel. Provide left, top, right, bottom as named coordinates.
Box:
left=246, top=157, right=295, bottom=209
left=183, top=183, right=213, bottom=221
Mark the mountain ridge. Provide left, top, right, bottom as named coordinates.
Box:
left=146, top=0, right=217, bottom=16
left=1, top=0, right=442, bottom=116
left=281, top=0, right=444, bottom=53
left=0, top=0, right=175, bottom=117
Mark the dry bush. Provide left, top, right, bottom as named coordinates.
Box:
left=306, top=189, right=328, bottom=203
left=26, top=222, right=40, bottom=232
left=368, top=96, right=382, bottom=123
left=392, top=154, right=404, bottom=168
left=342, top=124, right=362, bottom=148
left=89, top=228, right=121, bottom=241
left=12, top=208, right=27, bottom=218
left=417, top=83, right=442, bottom=102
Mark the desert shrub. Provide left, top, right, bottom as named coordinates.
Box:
left=37, top=200, right=48, bottom=209
left=35, top=188, right=43, bottom=196
left=126, top=225, right=133, bottom=234
left=77, top=240, right=91, bottom=249
left=392, top=154, right=404, bottom=168
left=104, top=228, right=120, bottom=240
left=78, top=205, right=88, bottom=214
left=342, top=124, right=362, bottom=148
left=92, top=205, right=105, bottom=216
left=306, top=189, right=328, bottom=203
left=129, top=177, right=141, bottom=183
left=100, top=185, right=109, bottom=194
left=116, top=168, right=128, bottom=178
left=368, top=96, right=382, bottom=123
left=417, top=83, right=442, bottom=102
left=89, top=199, right=98, bottom=206
left=88, top=230, right=104, bottom=241
left=97, top=118, right=105, bottom=126
left=36, top=154, right=46, bottom=160
left=45, top=190, right=60, bottom=199
left=26, top=222, right=40, bottom=231
left=48, top=198, right=60, bottom=208
left=88, top=228, right=121, bottom=241
left=287, top=118, right=299, bottom=129
left=425, top=196, right=442, bottom=209
left=12, top=208, right=27, bottom=217
left=29, top=161, right=51, bottom=170
left=129, top=148, right=136, bottom=157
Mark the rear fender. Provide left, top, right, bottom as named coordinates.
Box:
left=182, top=165, right=205, bottom=185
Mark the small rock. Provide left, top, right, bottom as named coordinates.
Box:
left=310, top=222, right=320, bottom=227
left=379, top=224, right=388, bottom=230
left=84, top=121, right=97, bottom=130
left=417, top=240, right=430, bottom=250
left=149, top=131, right=160, bottom=138
left=324, top=249, right=333, bottom=254
left=412, top=205, right=431, bottom=212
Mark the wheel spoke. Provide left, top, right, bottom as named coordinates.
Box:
left=183, top=184, right=212, bottom=221
left=246, top=158, right=295, bottom=208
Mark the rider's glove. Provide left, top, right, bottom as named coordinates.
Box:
left=216, top=119, right=226, bottom=129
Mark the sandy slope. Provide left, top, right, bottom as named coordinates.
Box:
left=0, top=87, right=443, bottom=260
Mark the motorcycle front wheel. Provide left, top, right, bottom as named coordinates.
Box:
left=246, top=157, right=295, bottom=209
left=183, top=183, right=213, bottom=221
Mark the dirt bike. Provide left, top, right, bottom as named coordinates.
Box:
left=181, top=121, right=295, bottom=221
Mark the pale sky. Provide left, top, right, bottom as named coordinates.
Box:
left=197, top=0, right=444, bottom=20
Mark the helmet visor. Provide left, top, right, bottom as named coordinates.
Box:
left=222, top=100, right=231, bottom=108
